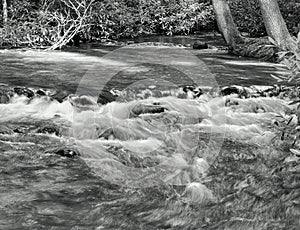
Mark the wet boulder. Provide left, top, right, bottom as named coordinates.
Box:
left=97, top=89, right=117, bottom=105
left=130, top=103, right=166, bottom=117
left=221, top=85, right=250, bottom=98
left=46, top=147, right=80, bottom=158
left=182, top=85, right=203, bottom=98
left=55, top=148, right=80, bottom=158
left=193, top=41, right=209, bottom=50
left=221, top=86, right=240, bottom=96
left=37, top=125, right=61, bottom=136
left=14, top=87, right=34, bottom=98
left=36, top=89, right=47, bottom=96
left=51, top=90, right=69, bottom=103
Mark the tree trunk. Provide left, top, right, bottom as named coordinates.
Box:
left=2, top=0, right=8, bottom=26
left=212, top=0, right=244, bottom=47
left=258, top=0, right=297, bottom=52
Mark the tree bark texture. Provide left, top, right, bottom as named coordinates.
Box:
left=212, top=0, right=244, bottom=47
left=258, top=0, right=298, bottom=51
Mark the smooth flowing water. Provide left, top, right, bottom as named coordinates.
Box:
left=0, top=43, right=299, bottom=229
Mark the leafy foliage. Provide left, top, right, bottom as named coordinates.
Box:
left=89, top=0, right=215, bottom=40
left=229, top=0, right=265, bottom=37
left=231, top=37, right=279, bottom=61
left=269, top=33, right=300, bottom=84
left=0, top=0, right=94, bottom=49
left=0, top=0, right=215, bottom=48
left=229, top=0, right=300, bottom=37
left=279, top=50, right=300, bottom=83
left=0, top=0, right=50, bottom=47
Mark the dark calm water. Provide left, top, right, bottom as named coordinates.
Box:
left=0, top=42, right=299, bottom=229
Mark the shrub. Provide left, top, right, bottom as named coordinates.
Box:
left=229, top=0, right=265, bottom=37
left=89, top=0, right=215, bottom=40
left=229, top=0, right=300, bottom=37
left=0, top=0, right=215, bottom=48
left=270, top=33, right=300, bottom=84
left=0, top=0, right=94, bottom=49
left=0, top=0, right=53, bottom=47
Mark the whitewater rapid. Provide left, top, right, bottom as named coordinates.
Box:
left=0, top=88, right=295, bottom=203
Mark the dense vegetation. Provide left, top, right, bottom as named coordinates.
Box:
left=1, top=0, right=299, bottom=48
left=229, top=0, right=300, bottom=37
left=0, top=0, right=215, bottom=48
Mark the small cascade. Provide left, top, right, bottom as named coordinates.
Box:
left=0, top=84, right=297, bottom=206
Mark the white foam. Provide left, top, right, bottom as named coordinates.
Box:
left=0, top=93, right=292, bottom=189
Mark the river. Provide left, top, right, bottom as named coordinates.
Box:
left=0, top=38, right=299, bottom=229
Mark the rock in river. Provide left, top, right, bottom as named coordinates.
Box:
left=97, top=89, right=117, bottom=105
left=46, top=147, right=80, bottom=158
left=51, top=90, right=69, bottom=103
left=14, top=87, right=34, bottom=98
left=193, top=41, right=209, bottom=50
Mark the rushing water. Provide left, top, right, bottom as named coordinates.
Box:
left=0, top=44, right=299, bottom=229
left=0, top=87, right=297, bottom=229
